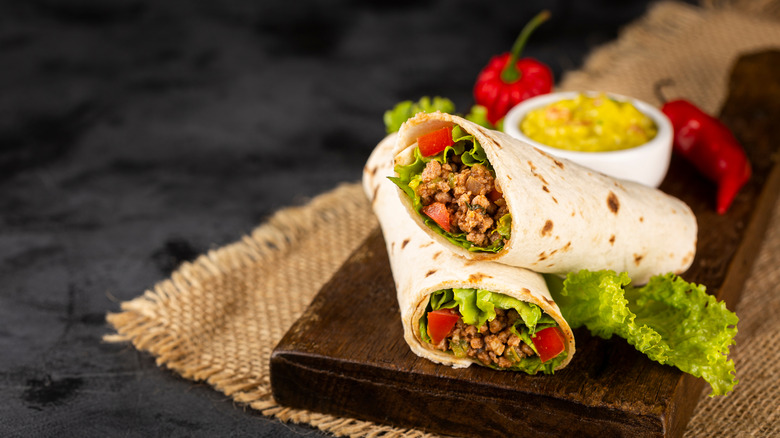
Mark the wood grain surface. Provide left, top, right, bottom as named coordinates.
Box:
left=270, top=51, right=780, bottom=437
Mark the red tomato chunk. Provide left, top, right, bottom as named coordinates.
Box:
left=531, top=326, right=565, bottom=363
left=421, top=202, right=451, bottom=232
left=418, top=126, right=454, bottom=157
left=427, top=309, right=460, bottom=345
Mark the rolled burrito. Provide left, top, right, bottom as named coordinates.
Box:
left=364, top=134, right=575, bottom=373
left=390, top=111, right=697, bottom=285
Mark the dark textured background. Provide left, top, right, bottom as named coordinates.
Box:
left=0, top=1, right=682, bottom=436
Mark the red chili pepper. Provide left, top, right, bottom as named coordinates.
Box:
left=656, top=82, right=751, bottom=214
left=473, top=10, right=553, bottom=125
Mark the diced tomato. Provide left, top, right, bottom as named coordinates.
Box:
left=427, top=308, right=460, bottom=345
left=421, top=202, right=451, bottom=232
left=531, top=327, right=566, bottom=363
left=487, top=187, right=503, bottom=203
left=417, top=126, right=454, bottom=157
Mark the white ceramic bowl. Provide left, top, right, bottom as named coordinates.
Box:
left=502, top=91, right=673, bottom=187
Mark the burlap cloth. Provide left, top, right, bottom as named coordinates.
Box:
left=105, top=1, right=780, bottom=436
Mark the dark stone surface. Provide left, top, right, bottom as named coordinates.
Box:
left=0, top=1, right=675, bottom=436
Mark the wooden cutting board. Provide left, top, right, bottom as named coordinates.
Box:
left=270, top=51, right=780, bottom=437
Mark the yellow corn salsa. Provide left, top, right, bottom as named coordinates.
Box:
left=520, top=93, right=657, bottom=152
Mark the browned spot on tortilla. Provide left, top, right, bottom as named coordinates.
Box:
left=634, top=253, right=644, bottom=265
left=391, top=242, right=395, bottom=251
left=607, top=191, right=620, bottom=214
left=425, top=269, right=437, bottom=277
left=420, top=241, right=434, bottom=248
left=541, top=220, right=554, bottom=237
left=521, top=288, right=531, bottom=294
left=639, top=216, right=644, bottom=222
left=553, top=159, right=564, bottom=169
left=609, top=235, right=615, bottom=245
left=469, top=272, right=492, bottom=282
left=562, top=241, right=572, bottom=251
left=371, top=185, right=380, bottom=204
left=543, top=297, right=554, bottom=305
left=432, top=251, right=443, bottom=260
left=464, top=259, right=478, bottom=266
left=538, top=251, right=547, bottom=261
left=682, top=251, right=694, bottom=266
left=542, top=185, right=549, bottom=193
left=370, top=166, right=379, bottom=176
left=506, top=174, right=512, bottom=181
left=527, top=160, right=549, bottom=185
left=571, top=211, right=576, bottom=217
left=552, top=196, right=558, bottom=204
left=402, top=238, right=410, bottom=249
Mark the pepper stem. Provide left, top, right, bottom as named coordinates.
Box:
left=653, top=78, right=675, bottom=104
left=500, top=10, right=551, bottom=83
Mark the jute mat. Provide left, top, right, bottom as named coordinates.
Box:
left=105, top=2, right=780, bottom=437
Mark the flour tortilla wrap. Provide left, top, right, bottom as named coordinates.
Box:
left=392, top=112, right=697, bottom=285
left=363, top=134, right=575, bottom=371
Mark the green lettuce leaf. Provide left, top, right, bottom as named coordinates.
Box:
left=421, top=288, right=564, bottom=374
left=433, top=288, right=542, bottom=334
left=383, top=96, right=456, bottom=134
left=501, top=351, right=567, bottom=374
left=388, top=127, right=509, bottom=253
left=464, top=104, right=503, bottom=131
left=546, top=270, right=739, bottom=396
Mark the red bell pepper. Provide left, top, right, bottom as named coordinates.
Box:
left=531, top=326, right=565, bottom=363
left=427, top=308, right=460, bottom=345
left=660, top=99, right=751, bottom=214
left=418, top=126, right=454, bottom=157
left=473, top=10, right=553, bottom=125
left=421, top=202, right=451, bottom=232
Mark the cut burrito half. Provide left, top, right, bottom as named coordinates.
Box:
left=363, top=134, right=575, bottom=373
left=390, top=111, right=697, bottom=285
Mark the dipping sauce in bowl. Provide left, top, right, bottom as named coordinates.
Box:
left=520, top=93, right=658, bottom=152
left=503, top=91, right=673, bottom=188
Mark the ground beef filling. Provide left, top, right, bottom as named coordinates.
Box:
left=415, top=155, right=508, bottom=247
left=432, top=308, right=537, bottom=368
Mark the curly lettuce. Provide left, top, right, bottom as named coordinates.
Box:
left=546, top=270, right=739, bottom=396
left=383, top=96, right=456, bottom=134
left=419, top=288, right=565, bottom=374
left=465, top=104, right=502, bottom=131
left=388, top=126, right=510, bottom=253
left=383, top=95, right=497, bottom=133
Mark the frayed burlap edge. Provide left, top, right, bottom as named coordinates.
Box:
left=104, top=182, right=434, bottom=438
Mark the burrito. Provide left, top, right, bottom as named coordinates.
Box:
left=363, top=134, right=575, bottom=373
left=390, top=111, right=697, bottom=285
